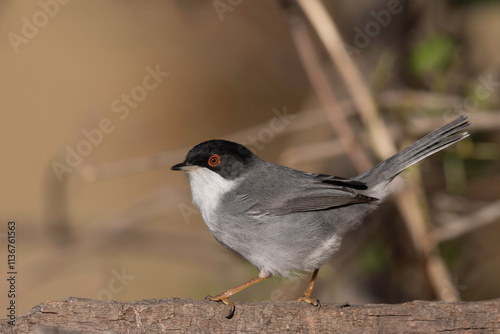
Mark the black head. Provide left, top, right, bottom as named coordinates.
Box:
left=171, top=140, right=260, bottom=179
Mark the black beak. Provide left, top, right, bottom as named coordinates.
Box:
left=171, top=162, right=195, bottom=171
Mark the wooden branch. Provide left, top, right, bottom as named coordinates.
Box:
left=1, top=298, right=498, bottom=333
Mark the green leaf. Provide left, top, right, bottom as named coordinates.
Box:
left=410, top=35, right=455, bottom=76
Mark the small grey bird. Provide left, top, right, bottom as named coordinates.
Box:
left=171, top=115, right=470, bottom=318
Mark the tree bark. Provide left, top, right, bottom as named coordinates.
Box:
left=1, top=297, right=498, bottom=333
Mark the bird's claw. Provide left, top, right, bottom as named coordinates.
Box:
left=205, top=295, right=236, bottom=319
left=297, top=296, right=321, bottom=309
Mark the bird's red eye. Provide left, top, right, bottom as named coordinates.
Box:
left=208, top=154, right=221, bottom=167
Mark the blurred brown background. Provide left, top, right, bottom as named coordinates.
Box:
left=1, top=0, right=499, bottom=316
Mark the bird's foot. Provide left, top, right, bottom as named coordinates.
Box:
left=297, top=295, right=321, bottom=309
left=205, top=295, right=236, bottom=319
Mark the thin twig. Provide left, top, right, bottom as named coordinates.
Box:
left=285, top=5, right=372, bottom=172
left=295, top=0, right=395, bottom=160
left=433, top=199, right=500, bottom=242
left=293, top=0, right=460, bottom=301
left=76, top=108, right=331, bottom=182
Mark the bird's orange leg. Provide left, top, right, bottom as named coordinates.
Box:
left=297, top=268, right=321, bottom=307
left=206, top=270, right=271, bottom=319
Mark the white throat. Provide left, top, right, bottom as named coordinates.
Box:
left=185, top=167, right=238, bottom=226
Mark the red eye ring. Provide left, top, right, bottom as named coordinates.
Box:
left=208, top=154, right=221, bottom=167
